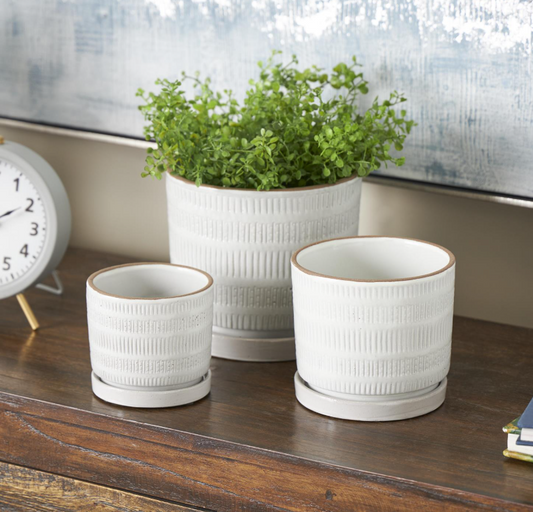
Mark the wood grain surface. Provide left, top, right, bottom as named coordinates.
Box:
left=0, top=462, right=201, bottom=511
left=0, top=248, right=532, bottom=511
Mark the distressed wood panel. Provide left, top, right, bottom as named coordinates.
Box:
left=0, top=1, right=532, bottom=198
left=0, top=248, right=532, bottom=510
left=0, top=394, right=530, bottom=512
left=0, top=462, right=202, bottom=512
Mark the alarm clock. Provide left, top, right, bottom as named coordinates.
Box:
left=0, top=139, right=71, bottom=301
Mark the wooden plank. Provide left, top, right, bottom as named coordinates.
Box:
left=0, top=248, right=533, bottom=510
left=0, top=392, right=530, bottom=512
left=0, top=461, right=204, bottom=511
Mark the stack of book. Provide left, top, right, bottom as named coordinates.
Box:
left=503, top=398, right=533, bottom=463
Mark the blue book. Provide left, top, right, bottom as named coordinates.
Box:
left=516, top=435, right=533, bottom=447
left=517, top=398, right=533, bottom=443
left=503, top=417, right=533, bottom=461
left=517, top=398, right=533, bottom=428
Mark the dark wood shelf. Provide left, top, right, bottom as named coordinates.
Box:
left=1, top=248, right=532, bottom=511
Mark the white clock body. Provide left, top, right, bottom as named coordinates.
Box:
left=0, top=141, right=71, bottom=300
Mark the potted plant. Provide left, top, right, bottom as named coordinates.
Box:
left=137, top=51, right=414, bottom=362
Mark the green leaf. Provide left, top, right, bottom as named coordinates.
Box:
left=137, top=54, right=413, bottom=188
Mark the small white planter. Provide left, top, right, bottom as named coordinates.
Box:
left=166, top=174, right=362, bottom=362
left=86, top=262, right=214, bottom=408
left=291, top=237, right=456, bottom=421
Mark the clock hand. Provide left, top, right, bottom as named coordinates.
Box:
left=0, top=207, right=21, bottom=219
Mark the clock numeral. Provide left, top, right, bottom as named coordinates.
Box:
left=2, top=257, right=11, bottom=271
left=25, top=198, right=34, bottom=212
left=20, top=244, right=29, bottom=258
left=14, top=178, right=20, bottom=192
left=30, top=222, right=39, bottom=236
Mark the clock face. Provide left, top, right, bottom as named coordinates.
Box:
left=0, top=158, right=47, bottom=286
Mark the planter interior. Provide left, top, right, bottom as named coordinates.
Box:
left=90, top=263, right=211, bottom=299
left=295, top=237, right=452, bottom=282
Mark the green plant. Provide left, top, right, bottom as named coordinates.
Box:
left=137, top=51, right=415, bottom=190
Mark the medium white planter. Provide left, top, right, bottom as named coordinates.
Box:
left=291, top=237, right=456, bottom=421
left=86, top=262, right=214, bottom=408
left=166, top=174, right=362, bottom=362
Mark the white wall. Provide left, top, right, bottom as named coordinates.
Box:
left=359, top=182, right=533, bottom=329
left=2, top=124, right=532, bottom=329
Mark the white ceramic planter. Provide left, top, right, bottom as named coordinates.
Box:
left=86, top=262, right=214, bottom=408
left=166, top=174, right=362, bottom=362
left=291, top=236, right=456, bottom=421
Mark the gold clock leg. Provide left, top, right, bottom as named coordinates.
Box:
left=16, top=294, right=40, bottom=331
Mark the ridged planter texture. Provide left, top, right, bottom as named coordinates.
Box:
left=291, top=237, right=456, bottom=421
left=86, top=262, right=214, bottom=408
left=166, top=174, right=362, bottom=362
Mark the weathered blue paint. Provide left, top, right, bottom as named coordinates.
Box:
left=0, top=0, right=531, bottom=198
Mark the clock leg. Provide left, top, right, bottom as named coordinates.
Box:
left=16, top=294, right=40, bottom=331
left=36, top=270, right=64, bottom=296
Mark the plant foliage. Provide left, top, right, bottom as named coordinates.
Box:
left=137, top=51, right=415, bottom=190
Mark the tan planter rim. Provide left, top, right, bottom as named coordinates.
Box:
left=167, top=170, right=359, bottom=192
left=87, top=262, right=214, bottom=300
left=291, top=236, right=456, bottom=283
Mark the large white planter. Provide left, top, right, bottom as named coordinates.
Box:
left=166, top=174, right=362, bottom=361
left=291, top=237, right=456, bottom=421
left=87, top=262, right=214, bottom=408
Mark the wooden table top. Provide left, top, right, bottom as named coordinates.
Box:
left=0, top=248, right=532, bottom=511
